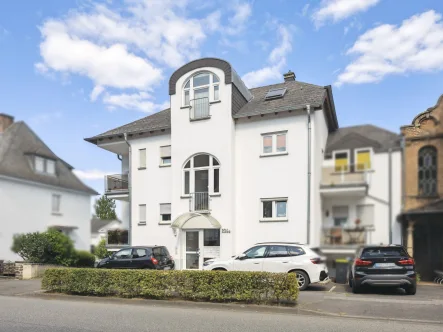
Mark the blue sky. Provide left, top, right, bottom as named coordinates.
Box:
left=1, top=0, right=443, bottom=199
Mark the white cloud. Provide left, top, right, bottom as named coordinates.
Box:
left=312, top=0, right=380, bottom=28
left=73, top=169, right=116, bottom=180
left=336, top=10, right=443, bottom=86
left=103, top=92, right=170, bottom=113
left=242, top=25, right=292, bottom=88
left=344, top=17, right=363, bottom=35
left=302, top=4, right=310, bottom=17
left=90, top=86, right=105, bottom=101
left=225, top=1, right=252, bottom=35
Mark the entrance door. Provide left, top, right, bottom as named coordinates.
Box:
left=185, top=231, right=203, bottom=269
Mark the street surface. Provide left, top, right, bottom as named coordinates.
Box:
left=0, top=295, right=441, bottom=332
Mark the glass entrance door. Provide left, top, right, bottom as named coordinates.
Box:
left=185, top=231, right=202, bottom=269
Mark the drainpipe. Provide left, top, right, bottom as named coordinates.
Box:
left=123, top=133, right=132, bottom=246
left=306, top=105, right=312, bottom=245
left=400, top=136, right=406, bottom=245
left=388, top=148, right=393, bottom=244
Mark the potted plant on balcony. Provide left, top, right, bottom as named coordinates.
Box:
left=354, top=218, right=363, bottom=230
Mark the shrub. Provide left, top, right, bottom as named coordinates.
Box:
left=42, top=268, right=299, bottom=305
left=73, top=251, right=96, bottom=267
left=93, top=239, right=112, bottom=259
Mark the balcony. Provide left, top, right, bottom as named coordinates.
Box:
left=320, top=226, right=375, bottom=253
left=105, top=174, right=129, bottom=200
left=106, top=229, right=129, bottom=247
left=320, top=164, right=369, bottom=197
left=189, top=192, right=210, bottom=212
left=190, top=97, right=210, bottom=121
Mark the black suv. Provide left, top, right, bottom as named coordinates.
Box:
left=349, top=245, right=416, bottom=295
left=96, top=246, right=175, bottom=270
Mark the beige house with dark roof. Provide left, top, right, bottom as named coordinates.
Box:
left=0, top=113, right=98, bottom=260
left=85, top=58, right=402, bottom=273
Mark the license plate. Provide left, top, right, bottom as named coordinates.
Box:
left=374, top=263, right=396, bottom=268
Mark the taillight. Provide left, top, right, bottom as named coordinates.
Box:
left=151, top=257, right=159, bottom=265
left=398, top=258, right=414, bottom=265
left=355, top=258, right=372, bottom=266
left=310, top=257, right=321, bottom=264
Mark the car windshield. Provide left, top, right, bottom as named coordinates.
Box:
left=362, top=247, right=408, bottom=258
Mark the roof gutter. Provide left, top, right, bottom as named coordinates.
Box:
left=123, top=133, right=132, bottom=246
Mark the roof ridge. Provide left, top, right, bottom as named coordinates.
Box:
left=249, top=80, right=325, bottom=91
left=339, top=124, right=400, bottom=136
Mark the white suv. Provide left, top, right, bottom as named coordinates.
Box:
left=202, top=242, right=328, bottom=290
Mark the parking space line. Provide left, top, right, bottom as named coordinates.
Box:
left=329, top=286, right=336, bottom=293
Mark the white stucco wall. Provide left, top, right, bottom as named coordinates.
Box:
left=0, top=176, right=92, bottom=261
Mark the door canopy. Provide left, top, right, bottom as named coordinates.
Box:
left=171, top=212, right=221, bottom=229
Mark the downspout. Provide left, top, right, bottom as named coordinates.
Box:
left=388, top=148, right=393, bottom=244
left=306, top=105, right=312, bottom=245
left=117, top=154, right=122, bottom=161
left=123, top=133, right=132, bottom=246
left=400, top=136, right=406, bottom=245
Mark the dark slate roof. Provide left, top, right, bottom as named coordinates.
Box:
left=0, top=121, right=98, bottom=195
left=91, top=217, right=120, bottom=233
left=85, top=108, right=171, bottom=144
left=325, top=124, right=401, bottom=157
left=233, top=80, right=327, bottom=118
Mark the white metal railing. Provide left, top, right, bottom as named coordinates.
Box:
left=190, top=97, right=210, bottom=120
left=105, top=174, right=129, bottom=193
left=321, top=164, right=369, bottom=186
left=321, top=226, right=374, bottom=246
left=189, top=192, right=210, bottom=212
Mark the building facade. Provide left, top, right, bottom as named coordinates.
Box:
left=0, top=114, right=97, bottom=261
left=399, top=94, right=443, bottom=280
left=86, top=58, right=402, bottom=270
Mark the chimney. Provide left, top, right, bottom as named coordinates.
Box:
left=283, top=70, right=296, bottom=82
left=0, top=113, right=14, bottom=134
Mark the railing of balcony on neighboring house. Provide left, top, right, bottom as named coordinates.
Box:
left=321, top=164, right=369, bottom=187
left=105, top=174, right=129, bottom=194
left=190, top=97, right=210, bottom=121
left=189, top=192, right=210, bottom=212
left=321, top=226, right=375, bottom=246
left=107, top=229, right=129, bottom=246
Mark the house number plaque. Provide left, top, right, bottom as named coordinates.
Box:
left=222, top=228, right=231, bottom=234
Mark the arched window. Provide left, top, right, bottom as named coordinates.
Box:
left=183, top=72, right=220, bottom=107
left=418, top=146, right=437, bottom=196
left=183, top=153, right=220, bottom=196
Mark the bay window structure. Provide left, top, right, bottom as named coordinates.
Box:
left=261, top=131, right=287, bottom=156
left=260, top=198, right=288, bottom=221
left=183, top=72, right=220, bottom=120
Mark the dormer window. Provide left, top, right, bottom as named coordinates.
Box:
left=34, top=156, right=56, bottom=175
left=183, top=72, right=220, bottom=118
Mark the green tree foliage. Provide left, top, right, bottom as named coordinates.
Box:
left=94, top=239, right=112, bottom=259
left=73, top=250, right=96, bottom=267
left=94, top=195, right=117, bottom=220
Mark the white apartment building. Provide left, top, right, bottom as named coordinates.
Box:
left=0, top=114, right=98, bottom=261
left=86, top=58, right=402, bottom=270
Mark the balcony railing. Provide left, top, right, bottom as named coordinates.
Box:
left=107, top=229, right=129, bottom=245
left=321, top=164, right=369, bottom=187
left=189, top=192, right=210, bottom=212
left=105, top=174, right=129, bottom=194
left=190, top=97, right=210, bottom=120
left=321, top=226, right=374, bottom=246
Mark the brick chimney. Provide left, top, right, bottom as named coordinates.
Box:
left=283, top=70, right=296, bottom=82
left=0, top=113, right=14, bottom=134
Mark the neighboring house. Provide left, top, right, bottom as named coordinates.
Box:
left=90, top=217, right=123, bottom=252
left=398, top=94, right=443, bottom=280
left=85, top=58, right=402, bottom=270
left=0, top=113, right=98, bottom=261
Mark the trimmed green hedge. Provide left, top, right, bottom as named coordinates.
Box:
left=42, top=268, right=299, bottom=305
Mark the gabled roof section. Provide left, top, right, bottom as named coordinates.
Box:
left=85, top=108, right=171, bottom=144
left=325, top=124, right=401, bottom=157
left=0, top=122, right=98, bottom=195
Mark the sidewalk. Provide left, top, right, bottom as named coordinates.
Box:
left=0, top=278, right=42, bottom=296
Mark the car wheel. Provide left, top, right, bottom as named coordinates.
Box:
left=405, top=283, right=416, bottom=295
left=293, top=271, right=309, bottom=291
left=352, top=280, right=360, bottom=294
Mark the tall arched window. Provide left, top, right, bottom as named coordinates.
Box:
left=183, top=153, right=220, bottom=196
left=183, top=72, right=220, bottom=107
left=418, top=146, right=437, bottom=196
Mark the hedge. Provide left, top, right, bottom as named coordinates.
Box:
left=42, top=268, right=299, bottom=305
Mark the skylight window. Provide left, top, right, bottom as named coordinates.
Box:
left=265, top=88, right=287, bottom=100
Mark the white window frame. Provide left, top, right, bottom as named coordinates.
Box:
left=139, top=149, right=146, bottom=169
left=52, top=194, right=61, bottom=215
left=35, top=156, right=56, bottom=175
left=182, top=154, right=221, bottom=196
left=260, top=131, right=288, bottom=157
left=159, top=145, right=171, bottom=167
left=260, top=198, right=288, bottom=222
left=159, top=203, right=172, bottom=225
left=332, top=149, right=351, bottom=173
left=182, top=72, right=220, bottom=107
left=354, top=147, right=373, bottom=172
left=138, top=204, right=146, bottom=225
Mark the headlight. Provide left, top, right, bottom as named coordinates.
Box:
left=203, top=260, right=214, bottom=267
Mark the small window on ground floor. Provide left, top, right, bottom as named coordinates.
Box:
left=261, top=199, right=287, bottom=220
left=160, top=203, right=171, bottom=224
left=204, top=229, right=220, bottom=246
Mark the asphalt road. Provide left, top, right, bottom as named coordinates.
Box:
left=0, top=295, right=442, bottom=332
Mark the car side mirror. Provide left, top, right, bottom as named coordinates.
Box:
left=237, top=253, right=247, bottom=260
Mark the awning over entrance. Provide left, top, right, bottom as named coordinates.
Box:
left=171, top=213, right=221, bottom=229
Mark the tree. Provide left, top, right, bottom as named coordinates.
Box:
left=94, top=195, right=117, bottom=220
left=94, top=239, right=112, bottom=259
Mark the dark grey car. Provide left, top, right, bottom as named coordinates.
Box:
left=348, top=245, right=417, bottom=295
